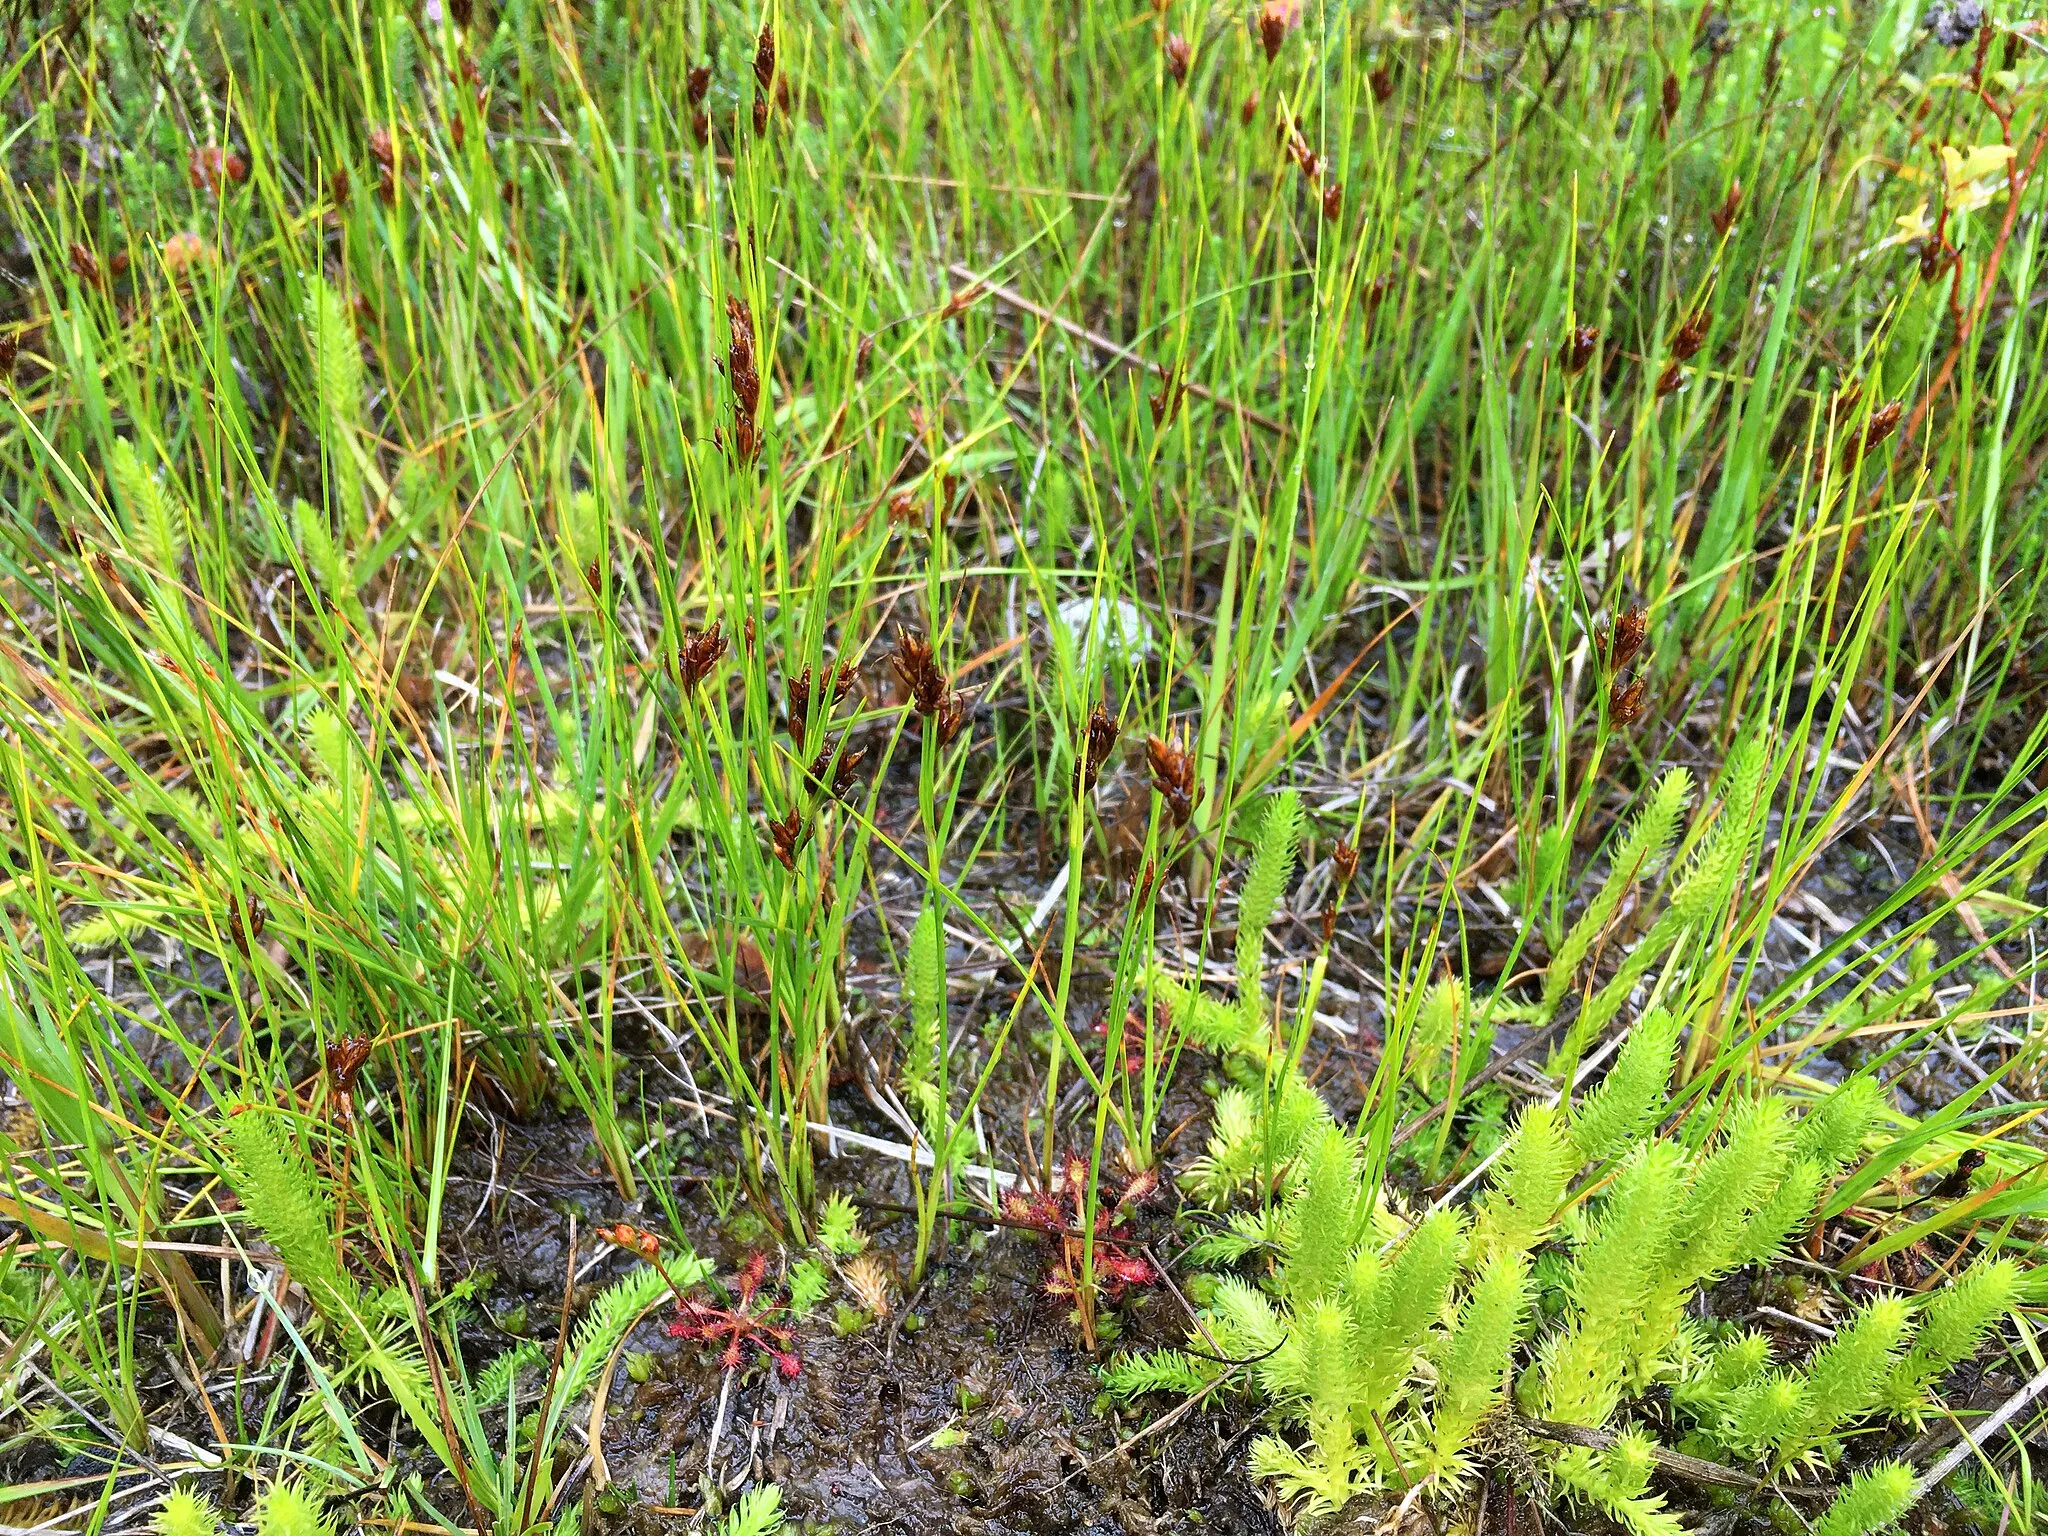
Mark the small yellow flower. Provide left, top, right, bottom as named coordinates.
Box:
left=1941, top=142, right=2016, bottom=212
left=1890, top=200, right=1934, bottom=244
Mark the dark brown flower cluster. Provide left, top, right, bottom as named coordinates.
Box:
left=1149, top=364, right=1187, bottom=430
left=726, top=296, right=762, bottom=466
left=1596, top=604, right=1651, bottom=728
left=806, top=739, right=868, bottom=801
left=891, top=629, right=967, bottom=745
left=1559, top=325, right=1599, bottom=375
left=1842, top=401, right=1902, bottom=467
left=326, top=1034, right=371, bottom=1129
left=786, top=660, right=857, bottom=737
left=1164, top=32, right=1191, bottom=85
left=688, top=64, right=712, bottom=144
left=765, top=804, right=807, bottom=870
left=675, top=622, right=728, bottom=693
left=1145, top=731, right=1198, bottom=825
left=750, top=24, right=790, bottom=134
left=1077, top=705, right=1120, bottom=794
left=1322, top=836, right=1358, bottom=942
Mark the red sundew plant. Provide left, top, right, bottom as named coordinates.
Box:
left=1003, top=1152, right=1161, bottom=1304
left=664, top=1252, right=801, bottom=1379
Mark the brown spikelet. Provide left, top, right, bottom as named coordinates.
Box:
left=1369, top=66, right=1393, bottom=102
left=1845, top=401, right=1902, bottom=465
left=855, top=332, right=876, bottom=376
left=1145, top=732, right=1199, bottom=826
left=1077, top=705, right=1121, bottom=795
left=1670, top=308, right=1709, bottom=362
left=1164, top=32, right=1191, bottom=85
left=1559, top=325, right=1599, bottom=375
left=1654, top=363, right=1684, bottom=400
left=754, top=23, right=777, bottom=89
left=1240, top=90, right=1259, bottom=125
left=1595, top=606, right=1649, bottom=673
left=68, top=243, right=101, bottom=285
left=1258, top=0, right=1297, bottom=61
left=726, top=296, right=763, bottom=463
left=1711, top=180, right=1742, bottom=236
left=934, top=691, right=969, bottom=747
left=809, top=738, right=869, bottom=800
left=326, top=1034, right=371, bottom=1129
left=891, top=628, right=948, bottom=716
left=786, top=660, right=858, bottom=736
left=677, top=623, right=729, bottom=692
left=1609, top=672, right=1648, bottom=726
left=688, top=65, right=713, bottom=107
left=1321, top=181, right=1342, bottom=220
left=941, top=281, right=986, bottom=320
left=766, top=804, right=807, bottom=870
left=753, top=93, right=770, bottom=135
left=1149, top=365, right=1188, bottom=430
left=1658, top=71, right=1680, bottom=133
left=0, top=331, right=16, bottom=382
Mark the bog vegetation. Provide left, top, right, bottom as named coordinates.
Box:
left=0, top=0, right=2045, bottom=1534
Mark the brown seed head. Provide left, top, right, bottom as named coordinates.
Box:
left=0, top=331, right=16, bottom=380
left=1321, top=181, right=1343, bottom=220
left=809, top=738, right=869, bottom=800
left=677, top=622, right=728, bottom=692
left=1258, top=0, right=1299, bottom=61
left=1658, top=71, right=1681, bottom=132
left=1164, top=32, right=1191, bottom=84
left=754, top=23, right=777, bottom=89
left=1559, top=324, right=1599, bottom=375
left=68, top=243, right=101, bottom=285
left=766, top=804, right=806, bottom=870
left=1077, top=705, right=1121, bottom=795
left=787, top=660, right=858, bottom=736
left=1654, top=362, right=1684, bottom=399
left=727, top=294, right=761, bottom=411
left=1369, top=65, right=1394, bottom=102
left=934, top=691, right=969, bottom=747
left=1670, top=308, right=1709, bottom=362
left=1609, top=672, right=1648, bottom=726
left=1149, top=365, right=1188, bottom=430
left=1145, top=732, right=1199, bottom=826
left=1240, top=89, right=1259, bottom=125
left=226, top=892, right=267, bottom=954
left=1847, top=401, right=1903, bottom=464
left=688, top=64, right=713, bottom=107
left=368, top=126, right=396, bottom=168
left=1711, top=179, right=1742, bottom=236
left=941, top=281, right=986, bottom=320
left=1596, top=605, right=1649, bottom=673
left=753, top=92, right=770, bottom=135
left=1332, top=837, right=1359, bottom=885
left=891, top=628, right=949, bottom=716
left=1285, top=130, right=1319, bottom=182
left=855, top=332, right=876, bottom=377
left=326, top=1033, right=372, bottom=1127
